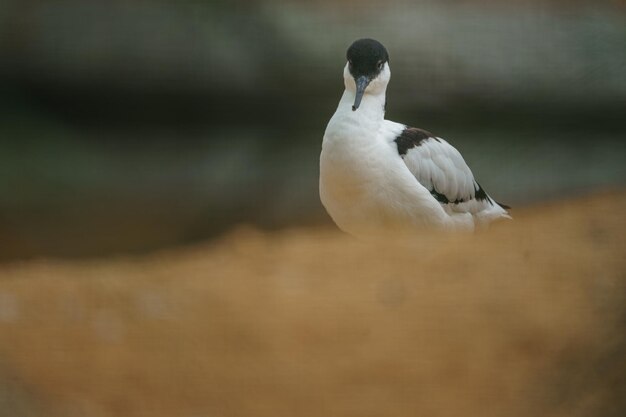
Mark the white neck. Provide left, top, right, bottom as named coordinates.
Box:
left=344, top=88, right=386, bottom=116
left=333, top=88, right=387, bottom=133
left=328, top=61, right=391, bottom=133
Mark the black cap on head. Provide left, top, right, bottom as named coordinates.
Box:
left=346, top=38, right=389, bottom=79
left=346, top=38, right=389, bottom=111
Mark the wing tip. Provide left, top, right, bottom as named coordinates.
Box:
left=497, top=201, right=511, bottom=210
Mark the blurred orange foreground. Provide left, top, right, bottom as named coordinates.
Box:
left=0, top=191, right=624, bottom=417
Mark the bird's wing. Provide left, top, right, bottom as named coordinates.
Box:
left=387, top=123, right=507, bottom=215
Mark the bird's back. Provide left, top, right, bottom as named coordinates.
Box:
left=382, top=120, right=510, bottom=226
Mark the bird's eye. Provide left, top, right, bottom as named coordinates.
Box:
left=377, top=61, right=384, bottom=70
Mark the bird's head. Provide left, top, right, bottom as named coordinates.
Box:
left=344, top=38, right=390, bottom=111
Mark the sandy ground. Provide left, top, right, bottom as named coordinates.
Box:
left=0, top=191, right=624, bottom=417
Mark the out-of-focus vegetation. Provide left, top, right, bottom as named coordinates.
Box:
left=0, top=0, right=625, bottom=259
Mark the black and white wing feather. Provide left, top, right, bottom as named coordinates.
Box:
left=390, top=125, right=509, bottom=218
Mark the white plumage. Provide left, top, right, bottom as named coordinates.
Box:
left=319, top=39, right=510, bottom=237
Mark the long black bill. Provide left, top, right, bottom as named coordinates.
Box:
left=352, top=76, right=370, bottom=111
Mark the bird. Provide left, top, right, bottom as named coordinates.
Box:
left=319, top=38, right=510, bottom=237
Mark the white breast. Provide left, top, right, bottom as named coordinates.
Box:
left=319, top=93, right=469, bottom=237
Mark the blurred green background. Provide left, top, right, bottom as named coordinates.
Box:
left=0, top=0, right=625, bottom=260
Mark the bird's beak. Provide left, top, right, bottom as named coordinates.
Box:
left=352, top=76, right=370, bottom=111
